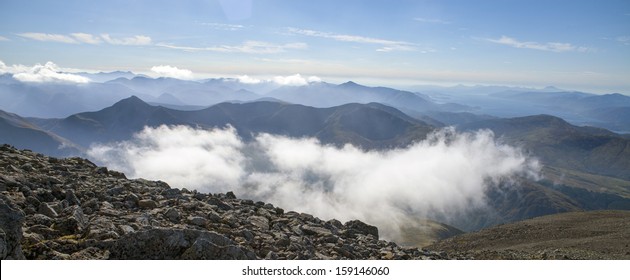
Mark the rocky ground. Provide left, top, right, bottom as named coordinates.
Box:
left=427, top=210, right=630, bottom=259
left=0, top=145, right=447, bottom=260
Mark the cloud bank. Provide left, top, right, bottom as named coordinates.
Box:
left=234, top=74, right=321, bottom=85
left=272, top=74, right=321, bottom=85
left=88, top=125, right=539, bottom=240
left=1, top=60, right=90, bottom=83
left=150, top=65, right=194, bottom=80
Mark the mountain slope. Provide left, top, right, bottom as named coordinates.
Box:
left=0, top=110, right=80, bottom=156
left=267, top=81, right=470, bottom=112
left=36, top=96, right=435, bottom=150
left=427, top=210, right=630, bottom=259
left=458, top=115, right=630, bottom=180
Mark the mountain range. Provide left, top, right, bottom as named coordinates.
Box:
left=1, top=75, right=630, bottom=255
left=2, top=94, right=629, bottom=236
left=27, top=96, right=433, bottom=151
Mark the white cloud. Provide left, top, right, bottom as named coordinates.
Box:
left=150, top=65, right=194, bottom=80
left=101, top=34, right=152, bottom=45
left=487, top=36, right=589, bottom=52
left=17, top=32, right=77, bottom=44
left=200, top=22, right=245, bottom=31
left=17, top=32, right=152, bottom=46
left=0, top=36, right=9, bottom=41
left=237, top=75, right=262, bottom=84
left=413, top=17, right=451, bottom=24
left=88, top=125, right=540, bottom=241
left=157, top=41, right=307, bottom=54
left=71, top=33, right=102, bottom=44
left=273, top=73, right=321, bottom=86
left=287, top=27, right=416, bottom=52
left=8, top=61, right=90, bottom=83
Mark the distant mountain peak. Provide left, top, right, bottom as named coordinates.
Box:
left=339, top=81, right=360, bottom=87
left=112, top=95, right=150, bottom=108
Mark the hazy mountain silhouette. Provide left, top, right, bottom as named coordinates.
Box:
left=459, top=114, right=630, bottom=180
left=33, top=96, right=435, bottom=150
left=267, top=81, right=471, bottom=112
left=0, top=109, right=80, bottom=156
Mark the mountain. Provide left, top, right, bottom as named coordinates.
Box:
left=0, top=76, right=266, bottom=118
left=0, top=81, right=143, bottom=118
left=0, top=110, right=80, bottom=156
left=267, top=81, right=471, bottom=113
left=74, top=71, right=139, bottom=83
left=427, top=210, right=630, bottom=259
left=458, top=115, right=630, bottom=180
left=485, top=91, right=630, bottom=132
left=410, top=84, right=630, bottom=133
left=106, top=77, right=262, bottom=105
left=33, top=96, right=435, bottom=150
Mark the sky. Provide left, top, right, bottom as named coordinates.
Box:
left=0, top=0, right=629, bottom=93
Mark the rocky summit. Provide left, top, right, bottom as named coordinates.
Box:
left=0, top=145, right=446, bottom=260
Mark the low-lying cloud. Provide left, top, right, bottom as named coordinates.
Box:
left=88, top=125, right=539, bottom=240
left=150, top=65, right=194, bottom=80
left=1, top=60, right=90, bottom=83
left=273, top=74, right=321, bottom=85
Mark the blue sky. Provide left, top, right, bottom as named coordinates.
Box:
left=0, top=0, right=629, bottom=93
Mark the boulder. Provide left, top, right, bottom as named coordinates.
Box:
left=0, top=194, right=25, bottom=259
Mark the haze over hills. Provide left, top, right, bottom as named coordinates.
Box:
left=415, top=84, right=630, bottom=133
left=0, top=109, right=80, bottom=157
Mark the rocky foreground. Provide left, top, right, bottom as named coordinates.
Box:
left=0, top=145, right=446, bottom=260
left=427, top=210, right=630, bottom=260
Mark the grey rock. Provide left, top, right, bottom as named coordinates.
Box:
left=345, top=220, right=379, bottom=240
left=138, top=199, right=158, bottom=209
left=38, top=203, right=58, bottom=218
left=164, top=208, right=181, bottom=223
left=161, top=188, right=181, bottom=199
left=0, top=194, right=25, bottom=259
left=187, top=216, right=208, bottom=227
left=302, top=225, right=332, bottom=236
left=53, top=206, right=87, bottom=235
left=248, top=216, right=269, bottom=230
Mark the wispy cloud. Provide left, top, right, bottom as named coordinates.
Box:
left=287, top=27, right=416, bottom=52
left=70, top=33, right=102, bottom=44
left=199, top=22, right=245, bottom=31
left=616, top=36, right=630, bottom=46
left=17, top=32, right=151, bottom=46
left=18, top=32, right=77, bottom=44
left=486, top=35, right=589, bottom=52
left=0, top=36, right=10, bottom=41
left=157, top=41, right=307, bottom=54
left=413, top=17, right=451, bottom=24
left=101, top=34, right=152, bottom=45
